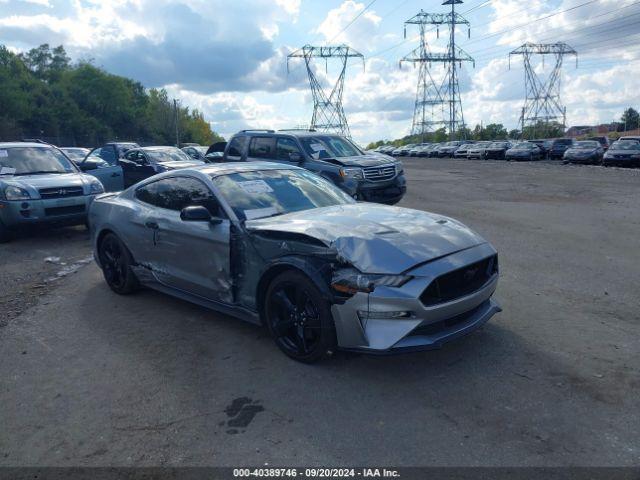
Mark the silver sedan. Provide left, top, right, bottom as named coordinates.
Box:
left=89, top=162, right=501, bottom=362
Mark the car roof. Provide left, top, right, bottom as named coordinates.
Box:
left=191, top=161, right=302, bottom=177
left=140, top=146, right=179, bottom=151
left=0, top=142, right=52, bottom=148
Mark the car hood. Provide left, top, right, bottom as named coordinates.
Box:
left=322, top=154, right=397, bottom=167
left=158, top=160, right=204, bottom=169
left=607, top=149, right=638, bottom=156
left=246, top=203, right=486, bottom=274
left=0, top=172, right=94, bottom=191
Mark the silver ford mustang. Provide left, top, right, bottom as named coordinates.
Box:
left=90, top=162, right=501, bottom=362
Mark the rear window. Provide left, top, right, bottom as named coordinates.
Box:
left=554, top=139, right=573, bottom=145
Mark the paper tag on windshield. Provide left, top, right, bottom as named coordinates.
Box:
left=309, top=143, right=326, bottom=152
left=0, top=166, right=16, bottom=175
left=244, top=207, right=278, bottom=220
left=0, top=150, right=8, bottom=158
left=238, top=180, right=273, bottom=195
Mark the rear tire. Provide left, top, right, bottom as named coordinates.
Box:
left=98, top=233, right=139, bottom=294
left=265, top=270, right=337, bottom=363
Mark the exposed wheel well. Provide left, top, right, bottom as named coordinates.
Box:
left=256, top=265, right=310, bottom=325
left=96, top=228, right=115, bottom=253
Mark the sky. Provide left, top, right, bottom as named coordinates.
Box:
left=0, top=0, right=639, bottom=144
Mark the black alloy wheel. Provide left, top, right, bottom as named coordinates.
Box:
left=265, top=271, right=336, bottom=363
left=98, top=233, right=139, bottom=294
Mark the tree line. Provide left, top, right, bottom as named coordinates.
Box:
left=0, top=44, right=223, bottom=147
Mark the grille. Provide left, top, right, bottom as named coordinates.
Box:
left=44, top=205, right=85, bottom=216
left=363, top=164, right=396, bottom=181
left=408, top=302, right=486, bottom=337
left=420, top=255, right=498, bottom=306
left=39, top=186, right=84, bottom=199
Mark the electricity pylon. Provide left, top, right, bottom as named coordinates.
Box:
left=509, top=42, right=578, bottom=138
left=400, top=1, right=474, bottom=140
left=287, top=45, right=364, bottom=138
left=400, top=11, right=447, bottom=141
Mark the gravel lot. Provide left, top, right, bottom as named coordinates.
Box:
left=1, top=158, right=638, bottom=466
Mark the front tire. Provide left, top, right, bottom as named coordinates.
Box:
left=265, top=271, right=337, bottom=363
left=98, top=233, right=139, bottom=294
left=0, top=220, right=11, bottom=243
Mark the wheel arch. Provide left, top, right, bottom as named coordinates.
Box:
left=255, top=256, right=334, bottom=325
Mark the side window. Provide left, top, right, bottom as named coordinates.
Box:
left=248, top=137, right=275, bottom=159
left=227, top=136, right=247, bottom=159
left=124, top=150, right=137, bottom=161
left=135, top=177, right=222, bottom=216
left=101, top=146, right=117, bottom=165
left=276, top=138, right=302, bottom=161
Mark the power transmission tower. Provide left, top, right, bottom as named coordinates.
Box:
left=400, top=2, right=474, bottom=140
left=400, top=11, right=446, bottom=141
left=287, top=45, right=364, bottom=138
left=509, top=42, right=578, bottom=138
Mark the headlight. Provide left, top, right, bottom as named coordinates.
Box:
left=4, top=185, right=31, bottom=200
left=339, top=167, right=364, bottom=179
left=331, top=269, right=412, bottom=294
left=89, top=181, right=105, bottom=194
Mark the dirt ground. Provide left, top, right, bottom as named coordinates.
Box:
left=0, top=158, right=638, bottom=466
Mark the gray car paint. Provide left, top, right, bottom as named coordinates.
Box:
left=90, top=162, right=500, bottom=353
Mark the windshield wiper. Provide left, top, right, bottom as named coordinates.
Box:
left=15, top=170, right=65, bottom=176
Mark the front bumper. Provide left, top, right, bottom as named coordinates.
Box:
left=603, top=156, right=640, bottom=166
left=356, top=174, right=407, bottom=205
left=485, top=150, right=506, bottom=159
left=0, top=195, right=94, bottom=228
left=331, top=243, right=501, bottom=353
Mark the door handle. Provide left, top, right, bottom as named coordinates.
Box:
left=145, top=221, right=159, bottom=230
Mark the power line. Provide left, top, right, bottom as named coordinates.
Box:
left=325, top=0, right=379, bottom=45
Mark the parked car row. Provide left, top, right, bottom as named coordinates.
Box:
left=375, top=135, right=640, bottom=166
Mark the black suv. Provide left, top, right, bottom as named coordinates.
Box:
left=222, top=130, right=406, bottom=204
left=548, top=138, right=575, bottom=160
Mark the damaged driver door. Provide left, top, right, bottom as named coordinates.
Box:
left=144, top=176, right=232, bottom=304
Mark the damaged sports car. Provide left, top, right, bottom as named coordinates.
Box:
left=90, top=163, right=501, bottom=362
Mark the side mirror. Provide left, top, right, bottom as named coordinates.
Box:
left=180, top=205, right=222, bottom=225
left=289, top=152, right=302, bottom=162
left=80, top=162, right=98, bottom=171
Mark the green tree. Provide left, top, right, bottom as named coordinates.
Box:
left=0, top=43, right=222, bottom=146
left=621, top=107, right=639, bottom=131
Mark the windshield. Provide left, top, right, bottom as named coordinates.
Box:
left=514, top=143, right=535, bottom=150
left=146, top=148, right=193, bottom=163
left=299, top=136, right=361, bottom=159
left=446, top=141, right=461, bottom=146
left=574, top=141, right=599, bottom=149
left=213, top=169, right=355, bottom=221
left=611, top=141, right=640, bottom=150
left=490, top=142, right=509, bottom=148
left=0, top=146, right=77, bottom=175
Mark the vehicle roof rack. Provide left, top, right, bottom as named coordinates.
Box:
left=278, top=128, right=317, bottom=132
left=239, top=129, right=275, bottom=133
